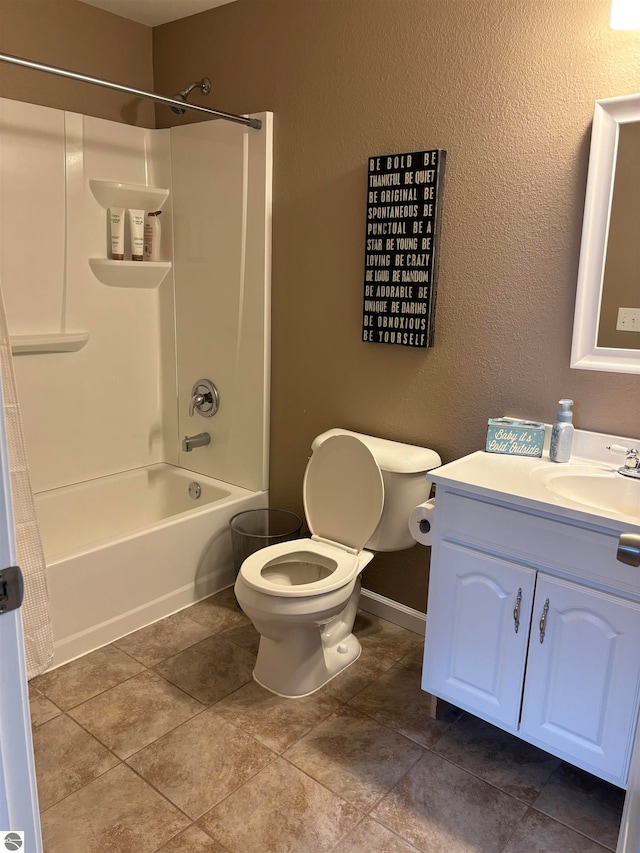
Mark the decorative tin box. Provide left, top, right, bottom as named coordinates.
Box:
left=485, top=418, right=545, bottom=457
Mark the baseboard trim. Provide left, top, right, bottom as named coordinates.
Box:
left=359, top=588, right=426, bottom=636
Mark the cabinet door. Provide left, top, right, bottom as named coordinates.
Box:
left=423, top=541, right=536, bottom=731
left=520, top=574, right=640, bottom=786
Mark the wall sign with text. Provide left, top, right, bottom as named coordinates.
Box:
left=362, top=149, right=446, bottom=348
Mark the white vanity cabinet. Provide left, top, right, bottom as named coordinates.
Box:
left=423, top=480, right=640, bottom=788
left=425, top=540, right=536, bottom=731
left=520, top=573, right=640, bottom=779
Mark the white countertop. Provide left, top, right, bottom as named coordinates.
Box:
left=428, top=429, right=640, bottom=531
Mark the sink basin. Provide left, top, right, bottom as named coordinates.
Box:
left=534, top=465, right=640, bottom=518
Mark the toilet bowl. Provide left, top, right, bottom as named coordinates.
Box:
left=234, top=429, right=441, bottom=698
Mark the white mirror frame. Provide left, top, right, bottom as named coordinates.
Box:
left=571, top=93, right=640, bottom=374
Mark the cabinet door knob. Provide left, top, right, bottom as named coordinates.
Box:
left=539, top=598, right=550, bottom=643
left=617, top=533, right=640, bottom=567
left=513, top=587, right=522, bottom=634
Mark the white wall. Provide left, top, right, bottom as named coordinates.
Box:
left=0, top=99, right=176, bottom=492
left=172, top=113, right=272, bottom=492
left=0, top=99, right=271, bottom=496
left=0, top=100, right=66, bottom=338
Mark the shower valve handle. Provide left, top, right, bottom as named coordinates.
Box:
left=189, top=393, right=205, bottom=416
left=189, top=379, right=220, bottom=418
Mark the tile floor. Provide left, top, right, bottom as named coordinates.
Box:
left=30, top=588, right=625, bottom=852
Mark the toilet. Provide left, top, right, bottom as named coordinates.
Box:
left=234, top=428, right=441, bottom=698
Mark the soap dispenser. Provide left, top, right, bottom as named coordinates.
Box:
left=549, top=399, right=574, bottom=463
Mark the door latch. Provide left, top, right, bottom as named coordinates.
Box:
left=0, top=565, right=24, bottom=615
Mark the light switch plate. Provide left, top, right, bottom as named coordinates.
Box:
left=616, top=307, right=640, bottom=332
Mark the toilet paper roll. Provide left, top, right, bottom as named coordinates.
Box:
left=408, top=498, right=437, bottom=546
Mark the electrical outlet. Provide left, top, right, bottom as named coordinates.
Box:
left=616, top=307, right=640, bottom=332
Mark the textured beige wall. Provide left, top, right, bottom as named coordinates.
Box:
left=0, top=0, right=154, bottom=125
left=1, top=0, right=638, bottom=612
left=154, top=0, right=640, bottom=611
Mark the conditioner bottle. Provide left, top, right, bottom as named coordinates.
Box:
left=144, top=210, right=162, bottom=261
left=549, top=399, right=574, bottom=463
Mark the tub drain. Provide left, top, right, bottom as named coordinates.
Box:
left=188, top=481, right=202, bottom=500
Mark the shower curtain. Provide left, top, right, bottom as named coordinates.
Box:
left=0, top=286, right=53, bottom=678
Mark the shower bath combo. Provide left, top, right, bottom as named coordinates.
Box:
left=0, top=52, right=272, bottom=669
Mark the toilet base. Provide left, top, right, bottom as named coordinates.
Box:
left=242, top=576, right=365, bottom=698
left=252, top=628, right=361, bottom=698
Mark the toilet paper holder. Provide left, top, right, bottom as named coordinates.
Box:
left=409, top=497, right=436, bottom=546
left=419, top=519, right=432, bottom=534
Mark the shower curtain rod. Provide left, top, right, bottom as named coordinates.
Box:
left=0, top=52, right=262, bottom=130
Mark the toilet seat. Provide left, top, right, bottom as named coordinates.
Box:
left=238, top=537, right=361, bottom=597
left=238, top=435, right=385, bottom=597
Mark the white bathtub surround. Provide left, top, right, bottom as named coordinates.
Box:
left=0, top=100, right=271, bottom=496
left=172, top=118, right=272, bottom=493
left=0, top=289, right=53, bottom=677
left=0, top=98, right=272, bottom=668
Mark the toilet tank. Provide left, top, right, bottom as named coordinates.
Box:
left=311, top=429, right=441, bottom=551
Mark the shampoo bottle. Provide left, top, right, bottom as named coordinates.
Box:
left=549, top=399, right=574, bottom=463
left=128, top=209, right=146, bottom=261
left=144, top=210, right=162, bottom=261
left=109, top=207, right=125, bottom=260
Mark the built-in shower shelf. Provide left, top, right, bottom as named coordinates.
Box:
left=89, top=258, right=171, bottom=288
left=10, top=333, right=89, bottom=355
left=89, top=180, right=169, bottom=212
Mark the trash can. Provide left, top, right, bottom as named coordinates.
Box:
left=229, top=508, right=303, bottom=576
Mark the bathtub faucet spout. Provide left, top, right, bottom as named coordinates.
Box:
left=182, top=432, right=211, bottom=452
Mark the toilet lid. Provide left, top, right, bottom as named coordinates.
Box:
left=303, top=434, right=384, bottom=551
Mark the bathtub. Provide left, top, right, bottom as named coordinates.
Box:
left=34, top=463, right=268, bottom=667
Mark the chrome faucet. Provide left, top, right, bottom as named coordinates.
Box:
left=182, top=432, right=211, bottom=452
left=606, top=444, right=640, bottom=479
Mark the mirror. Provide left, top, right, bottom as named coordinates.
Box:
left=571, top=93, right=640, bottom=374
